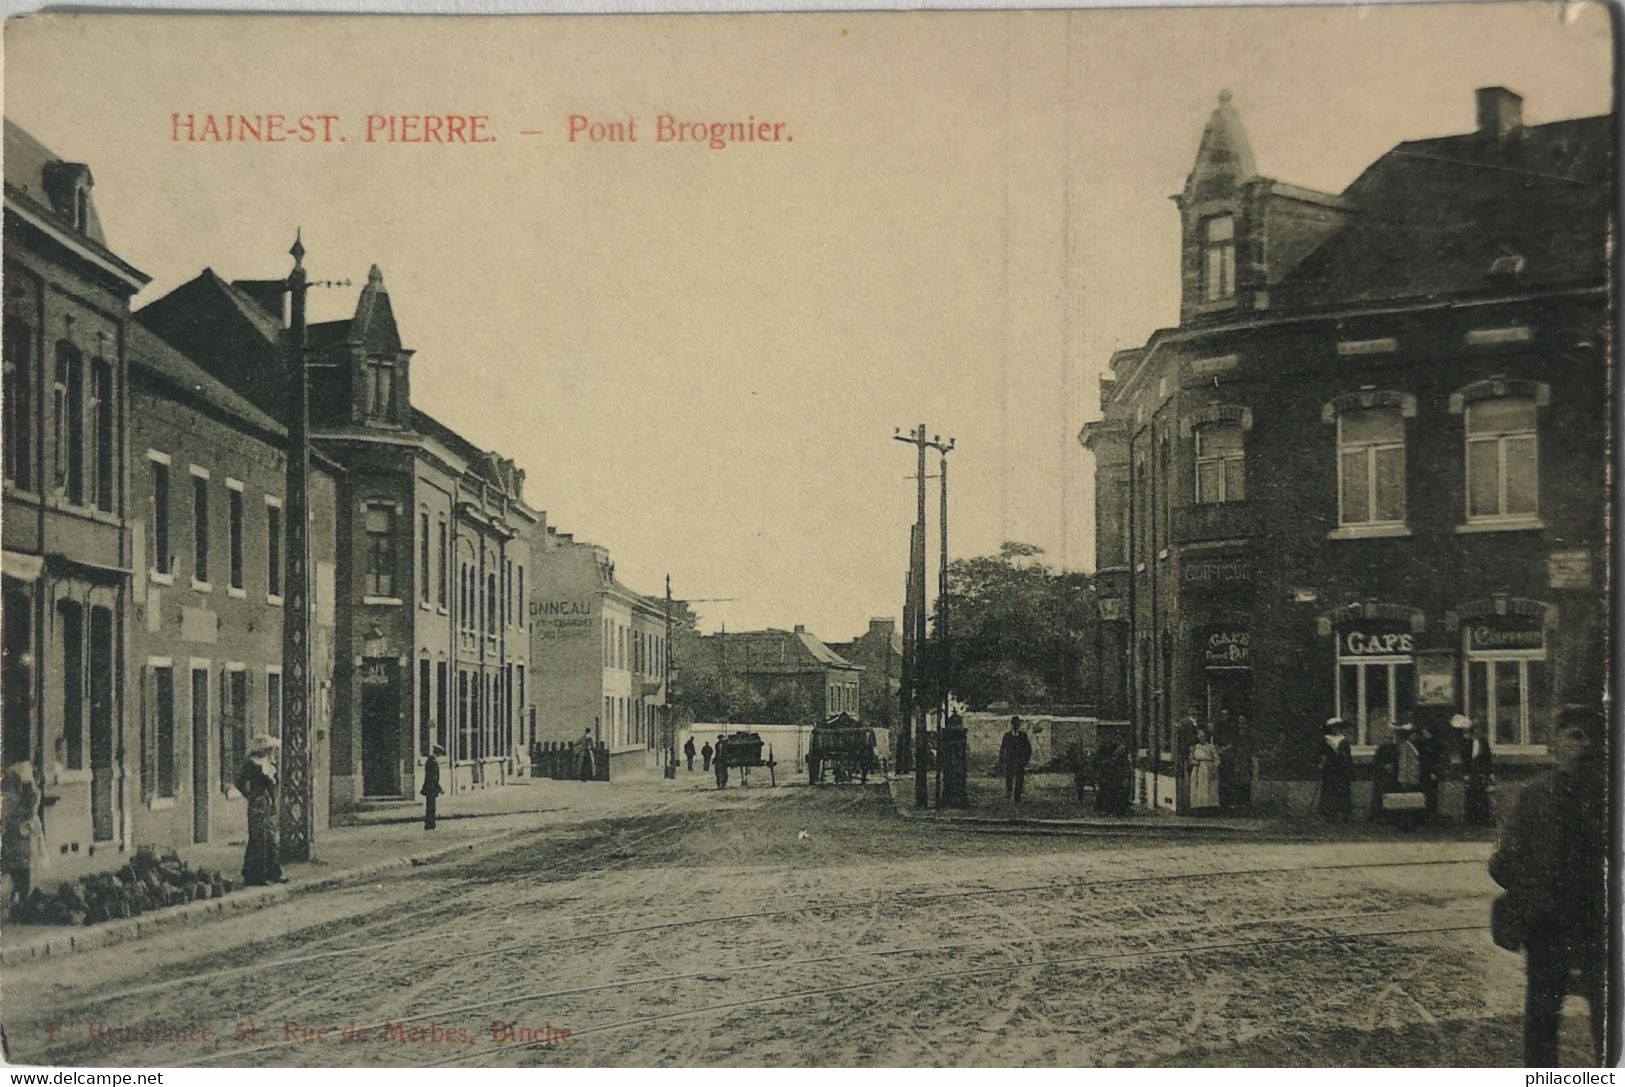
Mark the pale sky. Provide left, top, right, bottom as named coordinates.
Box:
left=4, top=6, right=1613, bottom=637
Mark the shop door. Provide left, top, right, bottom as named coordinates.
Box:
left=191, top=666, right=210, bottom=843
left=1206, top=669, right=1252, bottom=808
left=361, top=659, right=402, bottom=797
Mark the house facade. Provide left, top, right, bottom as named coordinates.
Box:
left=1080, top=87, right=1612, bottom=813
left=528, top=532, right=667, bottom=776
left=138, top=265, right=539, bottom=805
left=3, top=121, right=150, bottom=870
left=126, top=322, right=341, bottom=849
left=694, top=626, right=863, bottom=723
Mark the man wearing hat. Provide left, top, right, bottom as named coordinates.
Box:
left=1489, top=705, right=1608, bottom=1065
left=999, top=716, right=1032, bottom=804
left=1453, top=714, right=1494, bottom=826
left=422, top=743, right=445, bottom=830
left=1316, top=718, right=1353, bottom=819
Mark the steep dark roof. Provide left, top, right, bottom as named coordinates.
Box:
left=1274, top=114, right=1612, bottom=308
left=128, top=319, right=284, bottom=438
left=3, top=119, right=108, bottom=247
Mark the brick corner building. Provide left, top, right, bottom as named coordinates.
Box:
left=1081, top=87, right=1612, bottom=814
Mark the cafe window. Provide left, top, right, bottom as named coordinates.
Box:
left=1335, top=626, right=1415, bottom=746
left=1195, top=422, right=1244, bottom=504
left=1463, top=620, right=1550, bottom=748
left=1337, top=406, right=1405, bottom=527
left=1466, top=396, right=1538, bottom=523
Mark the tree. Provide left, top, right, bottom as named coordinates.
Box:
left=919, top=542, right=1098, bottom=711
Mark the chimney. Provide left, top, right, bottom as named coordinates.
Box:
left=793, top=624, right=806, bottom=634
left=1476, top=86, right=1523, bottom=140
left=869, top=618, right=895, bottom=637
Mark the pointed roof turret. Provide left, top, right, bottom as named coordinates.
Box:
left=1182, top=90, right=1257, bottom=203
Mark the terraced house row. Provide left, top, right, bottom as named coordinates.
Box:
left=2, top=118, right=666, bottom=878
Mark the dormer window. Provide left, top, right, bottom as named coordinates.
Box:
left=363, top=357, right=395, bottom=421
left=74, top=186, right=89, bottom=233
left=1202, top=215, right=1236, bottom=302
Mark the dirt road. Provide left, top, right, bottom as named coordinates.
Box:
left=2, top=780, right=1590, bottom=1066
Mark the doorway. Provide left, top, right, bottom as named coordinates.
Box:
left=361, top=658, right=402, bottom=797
left=1205, top=668, right=1253, bottom=808
left=191, top=665, right=210, bottom=843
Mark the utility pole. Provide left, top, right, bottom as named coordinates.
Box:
left=280, top=233, right=313, bottom=862
left=895, top=424, right=952, bottom=808
left=933, top=436, right=955, bottom=804
left=664, top=575, right=674, bottom=775
left=278, top=233, right=350, bottom=862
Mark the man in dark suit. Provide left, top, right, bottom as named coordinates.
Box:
left=1490, top=705, right=1607, bottom=1066
left=683, top=736, right=697, bottom=772
left=421, top=745, right=444, bottom=830
left=999, top=716, right=1032, bottom=804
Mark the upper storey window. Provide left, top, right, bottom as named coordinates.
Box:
left=1194, top=422, right=1244, bottom=504
left=1338, top=407, right=1405, bottom=528
left=1466, top=396, right=1538, bottom=523
left=1202, top=215, right=1236, bottom=302
left=363, top=357, right=395, bottom=421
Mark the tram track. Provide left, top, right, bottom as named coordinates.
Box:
left=165, top=900, right=1490, bottom=1067
left=15, top=848, right=1489, bottom=1024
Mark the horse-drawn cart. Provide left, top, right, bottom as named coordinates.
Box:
left=807, top=712, right=878, bottom=784
left=714, top=732, right=777, bottom=788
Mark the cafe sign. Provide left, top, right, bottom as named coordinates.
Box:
left=1467, top=620, right=1544, bottom=653
left=1200, top=629, right=1251, bottom=669
left=1340, top=627, right=1413, bottom=656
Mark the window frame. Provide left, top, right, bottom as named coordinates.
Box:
left=3, top=317, right=34, bottom=493
left=1193, top=422, right=1245, bottom=505
left=226, top=478, right=246, bottom=596
left=265, top=495, right=284, bottom=604
left=1462, top=631, right=1548, bottom=752
left=1335, top=407, right=1407, bottom=530
left=148, top=451, right=174, bottom=583
left=189, top=465, right=211, bottom=591
left=363, top=501, right=398, bottom=601
left=1464, top=396, right=1540, bottom=526
left=1201, top=214, right=1236, bottom=303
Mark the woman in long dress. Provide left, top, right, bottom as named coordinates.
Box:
left=236, top=735, right=284, bottom=886
left=1317, top=718, right=1354, bottom=819
left=1189, top=728, right=1221, bottom=813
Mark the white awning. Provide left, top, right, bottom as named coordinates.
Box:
left=2, top=550, right=44, bottom=583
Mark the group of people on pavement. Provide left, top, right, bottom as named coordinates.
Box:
left=1313, top=712, right=1498, bottom=827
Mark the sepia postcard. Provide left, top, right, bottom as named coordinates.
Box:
left=0, top=3, right=1616, bottom=1072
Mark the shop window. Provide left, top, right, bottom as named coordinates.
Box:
left=4, top=321, right=33, bottom=490
left=1463, top=620, right=1550, bottom=748
left=1202, top=215, right=1235, bottom=302
left=1337, top=407, right=1405, bottom=527
left=364, top=504, right=395, bottom=597
left=1195, top=422, right=1245, bottom=504
left=1466, top=396, right=1538, bottom=523
left=1335, top=626, right=1415, bottom=746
